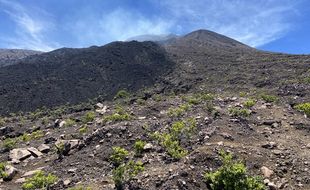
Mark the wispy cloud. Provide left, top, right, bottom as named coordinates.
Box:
left=157, top=0, right=300, bottom=47
left=71, top=8, right=173, bottom=46
left=0, top=0, right=57, bottom=51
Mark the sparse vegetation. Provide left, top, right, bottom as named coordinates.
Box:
left=113, top=160, right=144, bottom=190
left=63, top=118, right=76, bottom=127
left=82, top=111, right=95, bottom=123
left=134, top=140, right=146, bottom=156
left=243, top=99, right=256, bottom=108
left=1, top=130, right=44, bottom=150
left=67, top=186, right=93, bottom=190
left=79, top=125, right=88, bottom=134
left=170, top=118, right=197, bottom=139
left=114, top=90, right=130, bottom=100
left=261, top=94, right=278, bottom=103
left=152, top=132, right=188, bottom=159
left=0, top=162, right=8, bottom=179
left=294, top=103, right=310, bottom=117
left=167, top=103, right=191, bottom=117
left=229, top=108, right=251, bottom=118
left=2, top=138, right=17, bottom=150
left=204, top=151, right=266, bottom=190
left=110, top=147, right=129, bottom=166
left=103, top=106, right=132, bottom=123
left=22, top=171, right=58, bottom=190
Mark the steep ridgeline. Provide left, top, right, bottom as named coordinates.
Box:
left=0, top=49, right=42, bottom=67
left=0, top=41, right=174, bottom=115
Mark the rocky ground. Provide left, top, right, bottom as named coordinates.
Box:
left=0, top=90, right=309, bottom=190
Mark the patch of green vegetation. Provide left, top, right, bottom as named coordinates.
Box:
left=82, top=111, right=95, bottom=123
left=134, top=140, right=146, bottom=156
left=170, top=118, right=197, bottom=139
left=64, top=118, right=76, bottom=127
left=243, top=99, right=256, bottom=108
left=152, top=94, right=162, bottom=102
left=110, top=147, right=129, bottom=166
left=136, top=98, right=146, bottom=105
left=183, top=93, right=214, bottom=105
left=0, top=117, right=5, bottom=126
left=294, top=103, right=310, bottom=117
left=2, top=130, right=44, bottom=150
left=152, top=132, right=188, bottom=159
left=303, top=77, right=310, bottom=84
left=2, top=138, right=17, bottom=150
left=114, top=90, right=130, bottom=100
left=229, top=108, right=251, bottom=118
left=79, top=125, right=88, bottom=134
left=204, top=151, right=266, bottom=190
left=113, top=160, right=144, bottom=190
left=261, top=94, right=278, bottom=103
left=239, top=92, right=247, bottom=97
left=167, top=103, right=191, bottom=117
left=0, top=162, right=8, bottom=179
left=41, top=116, right=49, bottom=125
left=22, top=171, right=58, bottom=190
left=103, top=106, right=132, bottom=123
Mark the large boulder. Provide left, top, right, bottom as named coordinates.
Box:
left=9, top=148, right=32, bottom=161
left=3, top=165, right=18, bottom=181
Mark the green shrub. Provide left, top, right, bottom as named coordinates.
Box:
left=261, top=94, right=278, bottom=103
left=64, top=118, right=76, bottom=127
left=114, top=90, right=130, bottom=100
left=2, top=138, right=17, bottom=150
left=22, top=171, right=58, bottom=190
left=294, top=103, right=310, bottom=117
left=134, top=140, right=146, bottom=156
left=136, top=98, right=146, bottom=105
left=152, top=132, right=187, bottom=159
left=0, top=117, right=5, bottom=126
left=167, top=103, right=191, bottom=117
left=204, top=151, right=266, bottom=190
left=103, top=107, right=132, bottom=123
left=112, top=161, right=144, bottom=190
left=82, top=111, right=95, bottom=123
left=243, top=99, right=256, bottom=108
left=229, top=108, right=251, bottom=118
left=0, top=162, right=7, bottom=179
left=239, top=92, right=247, bottom=97
left=79, top=125, right=88, bottom=134
left=152, top=94, right=162, bottom=102
left=170, top=118, right=197, bottom=139
left=19, top=130, right=44, bottom=142
left=110, top=147, right=129, bottom=166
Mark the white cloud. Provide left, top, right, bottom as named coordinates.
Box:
left=0, top=0, right=57, bottom=51
left=71, top=8, right=173, bottom=46
left=157, top=0, right=300, bottom=47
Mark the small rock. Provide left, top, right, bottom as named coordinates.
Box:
left=143, top=143, right=153, bottom=151
left=63, top=179, right=71, bottom=186
left=59, top=121, right=66, bottom=128
left=96, top=103, right=104, bottom=109
left=68, top=168, right=77, bottom=173
left=261, top=142, right=277, bottom=149
left=261, top=166, right=274, bottom=178
left=27, top=147, right=43, bottom=157
left=15, top=178, right=26, bottom=184
left=3, top=165, right=18, bottom=181
left=306, top=143, right=310, bottom=149
left=217, top=141, right=224, bottom=146
left=0, top=126, right=13, bottom=136
left=9, top=148, right=32, bottom=161
left=38, top=144, right=50, bottom=153
left=272, top=150, right=282, bottom=156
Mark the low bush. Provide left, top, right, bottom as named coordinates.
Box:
left=82, top=111, right=95, bottom=123
left=110, top=147, right=129, bottom=166
left=114, top=90, right=130, bottom=100
left=243, top=99, right=256, bottom=108
left=294, top=103, right=310, bottom=117
left=229, top=108, right=251, bottom=118
left=204, top=151, right=266, bottom=190
left=134, top=140, right=146, bottom=156
left=167, top=103, right=191, bottom=117
left=22, top=171, right=58, bottom=190
left=261, top=94, right=278, bottom=103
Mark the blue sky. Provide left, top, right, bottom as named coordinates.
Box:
left=0, top=0, right=309, bottom=54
